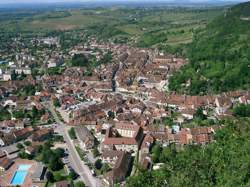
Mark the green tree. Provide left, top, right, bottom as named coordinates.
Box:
left=54, top=148, right=65, bottom=158
left=74, top=181, right=85, bottom=187
left=233, top=104, right=250, bottom=117
left=17, top=143, right=24, bottom=149
left=71, top=54, right=89, bottom=67
left=94, top=159, right=102, bottom=170
left=69, top=170, right=78, bottom=180
left=0, top=107, right=11, bottom=121
left=24, top=141, right=31, bottom=146
left=194, top=107, right=207, bottom=120
left=49, top=156, right=63, bottom=171
left=107, top=111, right=115, bottom=119
left=46, top=171, right=54, bottom=183
left=53, top=98, right=61, bottom=107
left=151, top=144, right=162, bottom=163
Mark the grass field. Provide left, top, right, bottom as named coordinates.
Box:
left=0, top=7, right=223, bottom=47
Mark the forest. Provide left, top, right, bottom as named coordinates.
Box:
left=169, top=2, right=250, bottom=95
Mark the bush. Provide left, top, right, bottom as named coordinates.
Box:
left=233, top=104, right=250, bottom=117
left=74, top=181, right=85, bottom=187
left=17, top=143, right=24, bottom=149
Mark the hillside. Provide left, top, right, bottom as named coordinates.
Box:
left=0, top=7, right=221, bottom=51
left=169, top=2, right=250, bottom=95
left=127, top=118, right=250, bottom=187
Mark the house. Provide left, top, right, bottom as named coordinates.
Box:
left=0, top=132, right=16, bottom=146
left=0, top=120, right=24, bottom=132
left=191, top=127, right=214, bottom=145
left=140, top=133, right=154, bottom=155
left=14, top=67, right=32, bottom=75
left=2, top=145, right=19, bottom=159
left=47, top=56, right=64, bottom=68
left=215, top=97, right=232, bottom=115
left=3, top=72, right=12, bottom=81
left=75, top=126, right=95, bottom=150
left=103, top=123, right=144, bottom=153
left=13, top=127, right=33, bottom=141
left=32, top=128, right=53, bottom=142
left=0, top=157, right=14, bottom=173
left=181, top=109, right=196, bottom=120
left=0, top=151, right=6, bottom=158
left=103, top=152, right=131, bottom=186
left=31, top=162, right=47, bottom=183
left=25, top=146, right=37, bottom=156
left=239, top=94, right=250, bottom=104
left=102, top=150, right=125, bottom=166
left=139, top=133, right=154, bottom=170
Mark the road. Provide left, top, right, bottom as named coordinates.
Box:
left=44, top=102, right=102, bottom=187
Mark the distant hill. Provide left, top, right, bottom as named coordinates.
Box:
left=169, top=1, right=250, bottom=95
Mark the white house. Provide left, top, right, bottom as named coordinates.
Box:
left=3, top=73, right=12, bottom=81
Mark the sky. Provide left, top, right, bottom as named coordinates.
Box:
left=0, top=0, right=248, bottom=3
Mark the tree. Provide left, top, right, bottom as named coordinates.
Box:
left=151, top=144, right=162, bottom=163
left=194, top=107, right=206, bottom=120
left=107, top=111, right=115, bottom=119
left=0, top=107, right=11, bottom=121
left=24, top=141, right=31, bottom=146
left=69, top=170, right=78, bottom=180
left=127, top=118, right=250, bottom=187
left=17, top=143, right=24, bottom=149
left=18, top=151, right=31, bottom=159
left=46, top=171, right=54, bottom=183
left=49, top=156, right=63, bottom=171
left=71, top=54, right=89, bottom=67
left=54, top=148, right=65, bottom=158
left=13, top=110, right=25, bottom=119
left=53, top=98, right=61, bottom=107
left=74, top=181, right=85, bottom=187
left=233, top=104, right=250, bottom=117
left=94, top=159, right=102, bottom=170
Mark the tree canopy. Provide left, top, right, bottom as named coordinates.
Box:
left=127, top=118, right=250, bottom=187
left=71, top=54, right=89, bottom=67
left=169, top=2, right=250, bottom=95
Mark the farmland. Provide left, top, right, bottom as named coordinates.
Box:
left=0, top=7, right=223, bottom=49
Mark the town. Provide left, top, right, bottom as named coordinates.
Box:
left=0, top=32, right=249, bottom=187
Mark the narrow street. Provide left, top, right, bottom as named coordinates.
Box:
left=44, top=102, right=102, bottom=187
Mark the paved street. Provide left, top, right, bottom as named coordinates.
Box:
left=44, top=102, right=102, bottom=187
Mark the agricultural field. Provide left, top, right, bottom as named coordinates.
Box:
left=0, top=7, right=223, bottom=49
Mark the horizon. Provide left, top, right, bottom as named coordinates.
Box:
left=0, top=0, right=248, bottom=4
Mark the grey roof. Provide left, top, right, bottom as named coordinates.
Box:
left=32, top=162, right=46, bottom=179
left=75, top=126, right=95, bottom=142
left=1, top=144, right=19, bottom=155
